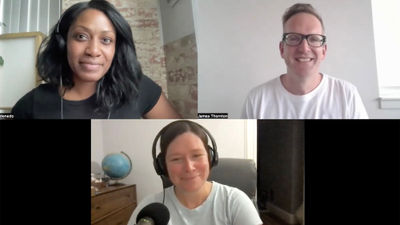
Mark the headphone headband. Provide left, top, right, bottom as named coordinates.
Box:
left=152, top=120, right=218, bottom=176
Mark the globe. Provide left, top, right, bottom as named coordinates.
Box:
left=102, top=151, right=132, bottom=181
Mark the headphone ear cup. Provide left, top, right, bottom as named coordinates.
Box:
left=208, top=145, right=218, bottom=167
left=55, top=33, right=66, bottom=51
left=155, top=154, right=166, bottom=176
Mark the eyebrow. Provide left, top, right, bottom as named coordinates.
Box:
left=166, top=149, right=205, bottom=158
left=71, top=25, right=116, bottom=35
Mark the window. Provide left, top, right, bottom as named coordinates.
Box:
left=1, top=0, right=61, bottom=35
left=0, top=0, right=4, bottom=34
left=371, top=0, right=400, bottom=108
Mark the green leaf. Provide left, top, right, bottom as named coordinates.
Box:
left=0, top=56, right=4, bottom=66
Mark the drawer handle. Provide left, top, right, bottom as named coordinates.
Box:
left=95, top=206, right=101, bottom=210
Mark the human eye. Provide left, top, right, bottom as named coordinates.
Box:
left=309, top=35, right=323, bottom=44
left=285, top=34, right=301, bottom=44
left=169, top=157, right=182, bottom=162
left=288, top=34, right=300, bottom=41
left=102, top=37, right=114, bottom=45
left=74, top=33, right=89, bottom=41
left=192, top=152, right=205, bottom=159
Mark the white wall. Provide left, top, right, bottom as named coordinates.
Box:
left=0, top=36, right=36, bottom=110
left=91, top=120, right=105, bottom=174
left=91, top=119, right=257, bottom=203
left=158, top=0, right=195, bottom=44
left=195, top=0, right=400, bottom=118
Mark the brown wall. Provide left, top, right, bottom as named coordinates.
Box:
left=257, top=120, right=304, bottom=214
left=164, top=33, right=197, bottom=118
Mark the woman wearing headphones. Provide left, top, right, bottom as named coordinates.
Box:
left=11, top=0, right=180, bottom=119
left=129, top=120, right=262, bottom=225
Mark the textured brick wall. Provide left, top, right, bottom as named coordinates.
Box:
left=164, top=33, right=197, bottom=118
left=62, top=0, right=168, bottom=95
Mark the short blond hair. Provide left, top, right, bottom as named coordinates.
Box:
left=282, top=3, right=325, bottom=32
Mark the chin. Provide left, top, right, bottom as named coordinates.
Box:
left=179, top=180, right=206, bottom=192
left=75, top=73, right=106, bottom=82
left=291, top=67, right=317, bottom=76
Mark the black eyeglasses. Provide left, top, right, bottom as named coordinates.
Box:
left=282, top=33, right=326, bottom=47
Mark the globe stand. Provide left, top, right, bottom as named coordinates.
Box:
left=109, top=179, right=125, bottom=186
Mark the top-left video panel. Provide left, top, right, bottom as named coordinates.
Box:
left=1, top=0, right=196, bottom=119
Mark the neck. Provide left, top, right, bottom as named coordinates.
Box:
left=280, top=72, right=322, bottom=95
left=174, top=181, right=212, bottom=209
left=62, top=81, right=97, bottom=101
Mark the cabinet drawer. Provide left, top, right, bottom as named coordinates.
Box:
left=91, top=186, right=136, bottom=222
left=92, top=204, right=136, bottom=225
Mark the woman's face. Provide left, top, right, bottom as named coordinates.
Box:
left=67, top=8, right=116, bottom=84
left=165, top=132, right=210, bottom=193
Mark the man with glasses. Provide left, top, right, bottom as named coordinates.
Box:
left=242, top=3, right=368, bottom=119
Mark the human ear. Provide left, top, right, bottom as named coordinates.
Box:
left=321, top=44, right=327, bottom=60
left=279, top=41, right=285, bottom=58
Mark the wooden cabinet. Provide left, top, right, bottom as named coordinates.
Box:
left=91, top=184, right=137, bottom=225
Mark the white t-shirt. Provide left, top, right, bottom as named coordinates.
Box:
left=242, top=74, right=369, bottom=119
left=128, top=181, right=262, bottom=225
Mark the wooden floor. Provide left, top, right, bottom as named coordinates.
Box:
left=260, top=211, right=295, bottom=225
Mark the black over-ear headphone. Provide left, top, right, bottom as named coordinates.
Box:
left=55, top=12, right=66, bottom=51
left=152, top=120, right=218, bottom=177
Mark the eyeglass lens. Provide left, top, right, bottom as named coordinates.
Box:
left=284, top=33, right=325, bottom=47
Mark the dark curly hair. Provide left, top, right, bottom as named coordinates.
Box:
left=37, top=0, right=143, bottom=113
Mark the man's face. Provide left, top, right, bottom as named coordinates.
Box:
left=279, top=13, right=327, bottom=78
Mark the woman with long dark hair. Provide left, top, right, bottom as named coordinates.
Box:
left=11, top=0, right=181, bottom=119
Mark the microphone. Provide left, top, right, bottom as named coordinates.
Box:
left=136, top=202, right=170, bottom=225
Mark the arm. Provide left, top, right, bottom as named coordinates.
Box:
left=347, top=85, right=369, bottom=119
left=230, top=189, right=263, bottom=225
left=143, top=93, right=182, bottom=119
left=352, top=89, right=369, bottom=119
left=11, top=91, right=34, bottom=119
left=242, top=94, right=256, bottom=119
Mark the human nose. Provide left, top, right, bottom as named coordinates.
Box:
left=85, top=40, right=101, bottom=57
left=297, top=38, right=311, bottom=52
left=183, top=158, right=195, bottom=171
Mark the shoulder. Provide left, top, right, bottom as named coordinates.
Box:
left=322, top=74, right=359, bottom=93
left=213, top=182, right=248, bottom=199
left=246, top=77, right=280, bottom=99
left=11, top=83, right=58, bottom=119
left=212, top=182, right=262, bottom=225
left=139, top=75, right=162, bottom=92
left=112, top=75, right=163, bottom=118
left=249, top=77, right=280, bottom=94
left=128, top=191, right=164, bottom=225
left=136, top=75, right=162, bottom=112
left=139, top=192, right=164, bottom=205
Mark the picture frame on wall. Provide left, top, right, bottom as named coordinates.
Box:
left=0, top=32, right=45, bottom=112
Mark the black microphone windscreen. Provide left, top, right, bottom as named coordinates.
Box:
left=136, top=202, right=170, bottom=225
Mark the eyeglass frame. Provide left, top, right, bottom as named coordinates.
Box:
left=282, top=32, right=327, bottom=47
